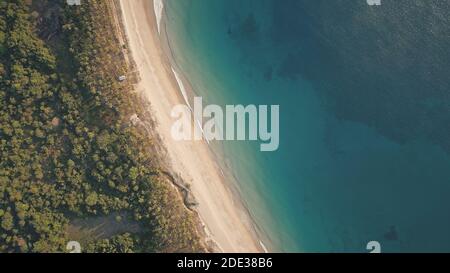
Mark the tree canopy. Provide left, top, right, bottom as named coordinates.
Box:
left=0, top=0, right=203, bottom=253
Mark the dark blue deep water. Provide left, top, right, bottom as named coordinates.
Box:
left=164, top=0, right=450, bottom=252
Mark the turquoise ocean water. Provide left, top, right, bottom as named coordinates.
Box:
left=163, top=0, right=450, bottom=252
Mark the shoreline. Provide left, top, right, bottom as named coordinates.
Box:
left=117, top=0, right=268, bottom=252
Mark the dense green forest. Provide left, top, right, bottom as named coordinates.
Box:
left=0, top=0, right=203, bottom=252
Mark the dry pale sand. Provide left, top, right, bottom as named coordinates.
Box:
left=118, top=0, right=264, bottom=252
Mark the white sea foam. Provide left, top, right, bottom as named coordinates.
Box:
left=259, top=241, right=269, bottom=253
left=171, top=68, right=191, bottom=109
left=171, top=68, right=210, bottom=144
left=153, top=0, right=164, bottom=34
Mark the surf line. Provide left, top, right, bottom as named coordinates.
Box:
left=171, top=97, right=280, bottom=152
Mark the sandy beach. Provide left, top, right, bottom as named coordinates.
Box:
left=118, top=0, right=264, bottom=252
